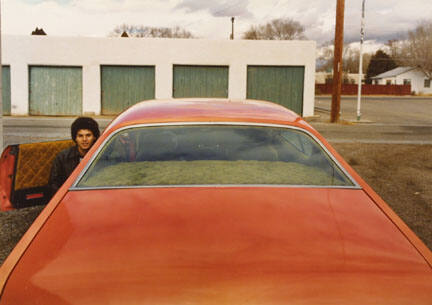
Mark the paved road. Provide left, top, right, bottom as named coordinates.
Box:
left=314, top=96, right=432, bottom=125
left=1, top=96, right=431, bottom=146
left=2, top=117, right=113, bottom=147
left=310, top=96, right=432, bottom=144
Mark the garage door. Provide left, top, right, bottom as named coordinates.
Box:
left=247, top=66, right=304, bottom=115
left=29, top=66, right=82, bottom=116
left=101, top=65, right=155, bottom=115
left=173, top=65, right=228, bottom=98
left=2, top=66, right=11, bottom=115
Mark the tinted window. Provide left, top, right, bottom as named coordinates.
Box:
left=77, top=125, right=354, bottom=187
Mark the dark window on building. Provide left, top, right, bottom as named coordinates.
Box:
left=403, top=79, right=411, bottom=85
left=424, top=79, right=431, bottom=88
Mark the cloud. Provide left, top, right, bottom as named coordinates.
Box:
left=175, top=0, right=253, bottom=18
left=245, top=0, right=431, bottom=44
left=20, top=0, right=71, bottom=4
left=5, top=0, right=191, bottom=37
left=4, top=0, right=432, bottom=43
left=342, top=0, right=431, bottom=43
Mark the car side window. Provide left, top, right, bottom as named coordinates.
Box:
left=279, top=130, right=314, bottom=157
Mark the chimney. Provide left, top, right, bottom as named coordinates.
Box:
left=31, top=27, right=47, bottom=35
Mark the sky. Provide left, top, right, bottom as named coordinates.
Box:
left=3, top=0, right=432, bottom=48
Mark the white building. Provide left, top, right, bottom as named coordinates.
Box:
left=371, top=67, right=432, bottom=94
left=2, top=35, right=316, bottom=117
left=315, top=72, right=364, bottom=85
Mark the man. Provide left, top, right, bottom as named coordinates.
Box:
left=49, top=117, right=100, bottom=195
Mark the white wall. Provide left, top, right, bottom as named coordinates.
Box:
left=3, top=35, right=316, bottom=116
left=316, top=72, right=364, bottom=84
left=374, top=70, right=432, bottom=94
left=395, top=70, right=432, bottom=94
left=377, top=77, right=395, bottom=85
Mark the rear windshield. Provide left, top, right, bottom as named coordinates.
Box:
left=76, top=125, right=354, bottom=187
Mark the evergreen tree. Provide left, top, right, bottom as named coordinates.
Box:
left=365, top=50, right=397, bottom=83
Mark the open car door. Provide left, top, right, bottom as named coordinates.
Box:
left=0, top=140, right=74, bottom=211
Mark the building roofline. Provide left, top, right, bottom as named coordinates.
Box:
left=371, top=66, right=417, bottom=79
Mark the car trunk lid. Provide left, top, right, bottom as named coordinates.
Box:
left=2, top=187, right=431, bottom=304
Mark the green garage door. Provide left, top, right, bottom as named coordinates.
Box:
left=2, top=66, right=11, bottom=115
left=29, top=66, right=82, bottom=116
left=247, top=66, right=304, bottom=115
left=173, top=65, right=228, bottom=98
left=101, top=65, right=155, bottom=115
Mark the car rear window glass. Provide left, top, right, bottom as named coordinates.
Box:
left=76, top=125, right=354, bottom=187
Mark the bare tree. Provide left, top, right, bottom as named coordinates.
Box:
left=386, top=39, right=403, bottom=64
left=317, top=42, right=371, bottom=74
left=242, top=18, right=306, bottom=40
left=388, top=21, right=432, bottom=78
left=110, top=24, right=195, bottom=38
left=343, top=48, right=371, bottom=74
left=316, top=42, right=334, bottom=72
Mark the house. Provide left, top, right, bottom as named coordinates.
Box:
left=315, top=72, right=364, bottom=85
left=371, top=67, right=432, bottom=94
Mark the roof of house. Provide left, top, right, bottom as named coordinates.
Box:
left=371, top=67, right=415, bottom=79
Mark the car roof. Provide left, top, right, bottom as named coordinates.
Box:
left=105, top=99, right=305, bottom=132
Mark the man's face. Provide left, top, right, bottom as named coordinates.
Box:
left=75, top=129, right=96, bottom=156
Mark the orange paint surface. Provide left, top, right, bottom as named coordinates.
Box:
left=1, top=99, right=431, bottom=304
left=0, top=146, right=16, bottom=211
left=105, top=99, right=303, bottom=133
left=1, top=188, right=431, bottom=304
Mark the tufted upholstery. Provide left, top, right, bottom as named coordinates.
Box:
left=15, top=140, right=75, bottom=190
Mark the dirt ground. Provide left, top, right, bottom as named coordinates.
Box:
left=1, top=142, right=431, bottom=265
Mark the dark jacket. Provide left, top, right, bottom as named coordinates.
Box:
left=49, top=145, right=81, bottom=196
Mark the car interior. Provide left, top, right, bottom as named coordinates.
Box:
left=77, top=125, right=353, bottom=187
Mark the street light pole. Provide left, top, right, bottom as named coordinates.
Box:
left=356, top=0, right=366, bottom=121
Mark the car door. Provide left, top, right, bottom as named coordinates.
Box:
left=0, top=140, right=74, bottom=211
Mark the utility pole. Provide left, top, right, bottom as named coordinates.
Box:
left=230, top=17, right=235, bottom=40
left=330, top=0, right=345, bottom=123
left=356, top=0, right=366, bottom=121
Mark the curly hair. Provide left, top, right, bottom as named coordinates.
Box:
left=71, top=117, right=100, bottom=142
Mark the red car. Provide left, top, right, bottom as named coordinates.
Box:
left=0, top=99, right=431, bottom=304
